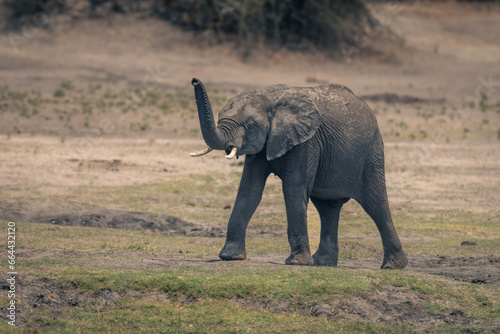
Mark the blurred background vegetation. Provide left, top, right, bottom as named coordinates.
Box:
left=160, top=0, right=373, bottom=56
left=3, top=0, right=498, bottom=57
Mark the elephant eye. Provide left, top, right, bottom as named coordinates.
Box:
left=245, top=121, right=254, bottom=129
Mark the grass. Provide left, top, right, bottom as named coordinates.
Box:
left=3, top=162, right=497, bottom=259
left=1, top=170, right=499, bottom=332
left=2, top=219, right=499, bottom=333
left=38, top=266, right=376, bottom=301
left=9, top=206, right=499, bottom=260
left=68, top=172, right=244, bottom=225
left=64, top=173, right=500, bottom=246
left=2, top=163, right=497, bottom=332
left=53, top=89, right=66, bottom=98
left=0, top=83, right=227, bottom=138
left=1, top=82, right=499, bottom=141
left=0, top=298, right=406, bottom=333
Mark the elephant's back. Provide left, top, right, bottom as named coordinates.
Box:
left=298, top=85, right=379, bottom=142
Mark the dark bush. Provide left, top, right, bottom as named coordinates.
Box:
left=161, top=0, right=375, bottom=53
left=4, top=0, right=46, bottom=17
left=2, top=0, right=67, bottom=29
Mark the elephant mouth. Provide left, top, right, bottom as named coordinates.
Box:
left=225, top=146, right=238, bottom=159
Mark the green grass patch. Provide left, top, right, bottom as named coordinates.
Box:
left=0, top=298, right=406, bottom=333
left=14, top=259, right=500, bottom=329
left=59, top=266, right=373, bottom=301
left=2, top=218, right=499, bottom=333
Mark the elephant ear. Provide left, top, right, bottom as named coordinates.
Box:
left=266, top=91, right=321, bottom=160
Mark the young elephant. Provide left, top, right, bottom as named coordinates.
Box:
left=190, top=78, right=408, bottom=269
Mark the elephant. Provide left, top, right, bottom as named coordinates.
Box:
left=190, top=78, right=408, bottom=269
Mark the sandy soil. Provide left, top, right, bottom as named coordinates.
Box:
left=0, top=137, right=498, bottom=214
left=1, top=2, right=499, bottom=101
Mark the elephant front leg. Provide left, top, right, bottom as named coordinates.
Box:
left=283, top=183, right=314, bottom=266
left=219, top=155, right=269, bottom=261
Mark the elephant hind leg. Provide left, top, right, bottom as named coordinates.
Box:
left=310, top=197, right=349, bottom=266
left=282, top=183, right=314, bottom=266
left=359, top=158, right=408, bottom=269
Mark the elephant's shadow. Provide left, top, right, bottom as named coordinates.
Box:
left=185, top=257, right=383, bottom=269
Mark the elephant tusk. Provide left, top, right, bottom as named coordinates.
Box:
left=225, top=147, right=238, bottom=159
left=190, top=147, right=213, bottom=157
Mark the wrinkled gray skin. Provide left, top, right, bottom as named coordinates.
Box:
left=192, top=78, right=408, bottom=269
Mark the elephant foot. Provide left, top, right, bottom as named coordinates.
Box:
left=285, top=252, right=314, bottom=266
left=381, top=251, right=408, bottom=269
left=312, top=250, right=338, bottom=267
left=219, top=242, right=246, bottom=261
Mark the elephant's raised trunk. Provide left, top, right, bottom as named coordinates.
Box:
left=192, top=78, right=227, bottom=150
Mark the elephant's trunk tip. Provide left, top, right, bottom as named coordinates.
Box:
left=192, top=78, right=200, bottom=86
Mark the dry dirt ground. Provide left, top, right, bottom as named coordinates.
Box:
left=0, top=137, right=498, bottom=284
left=0, top=1, right=499, bottom=331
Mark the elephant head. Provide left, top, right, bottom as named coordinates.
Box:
left=191, top=78, right=321, bottom=161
